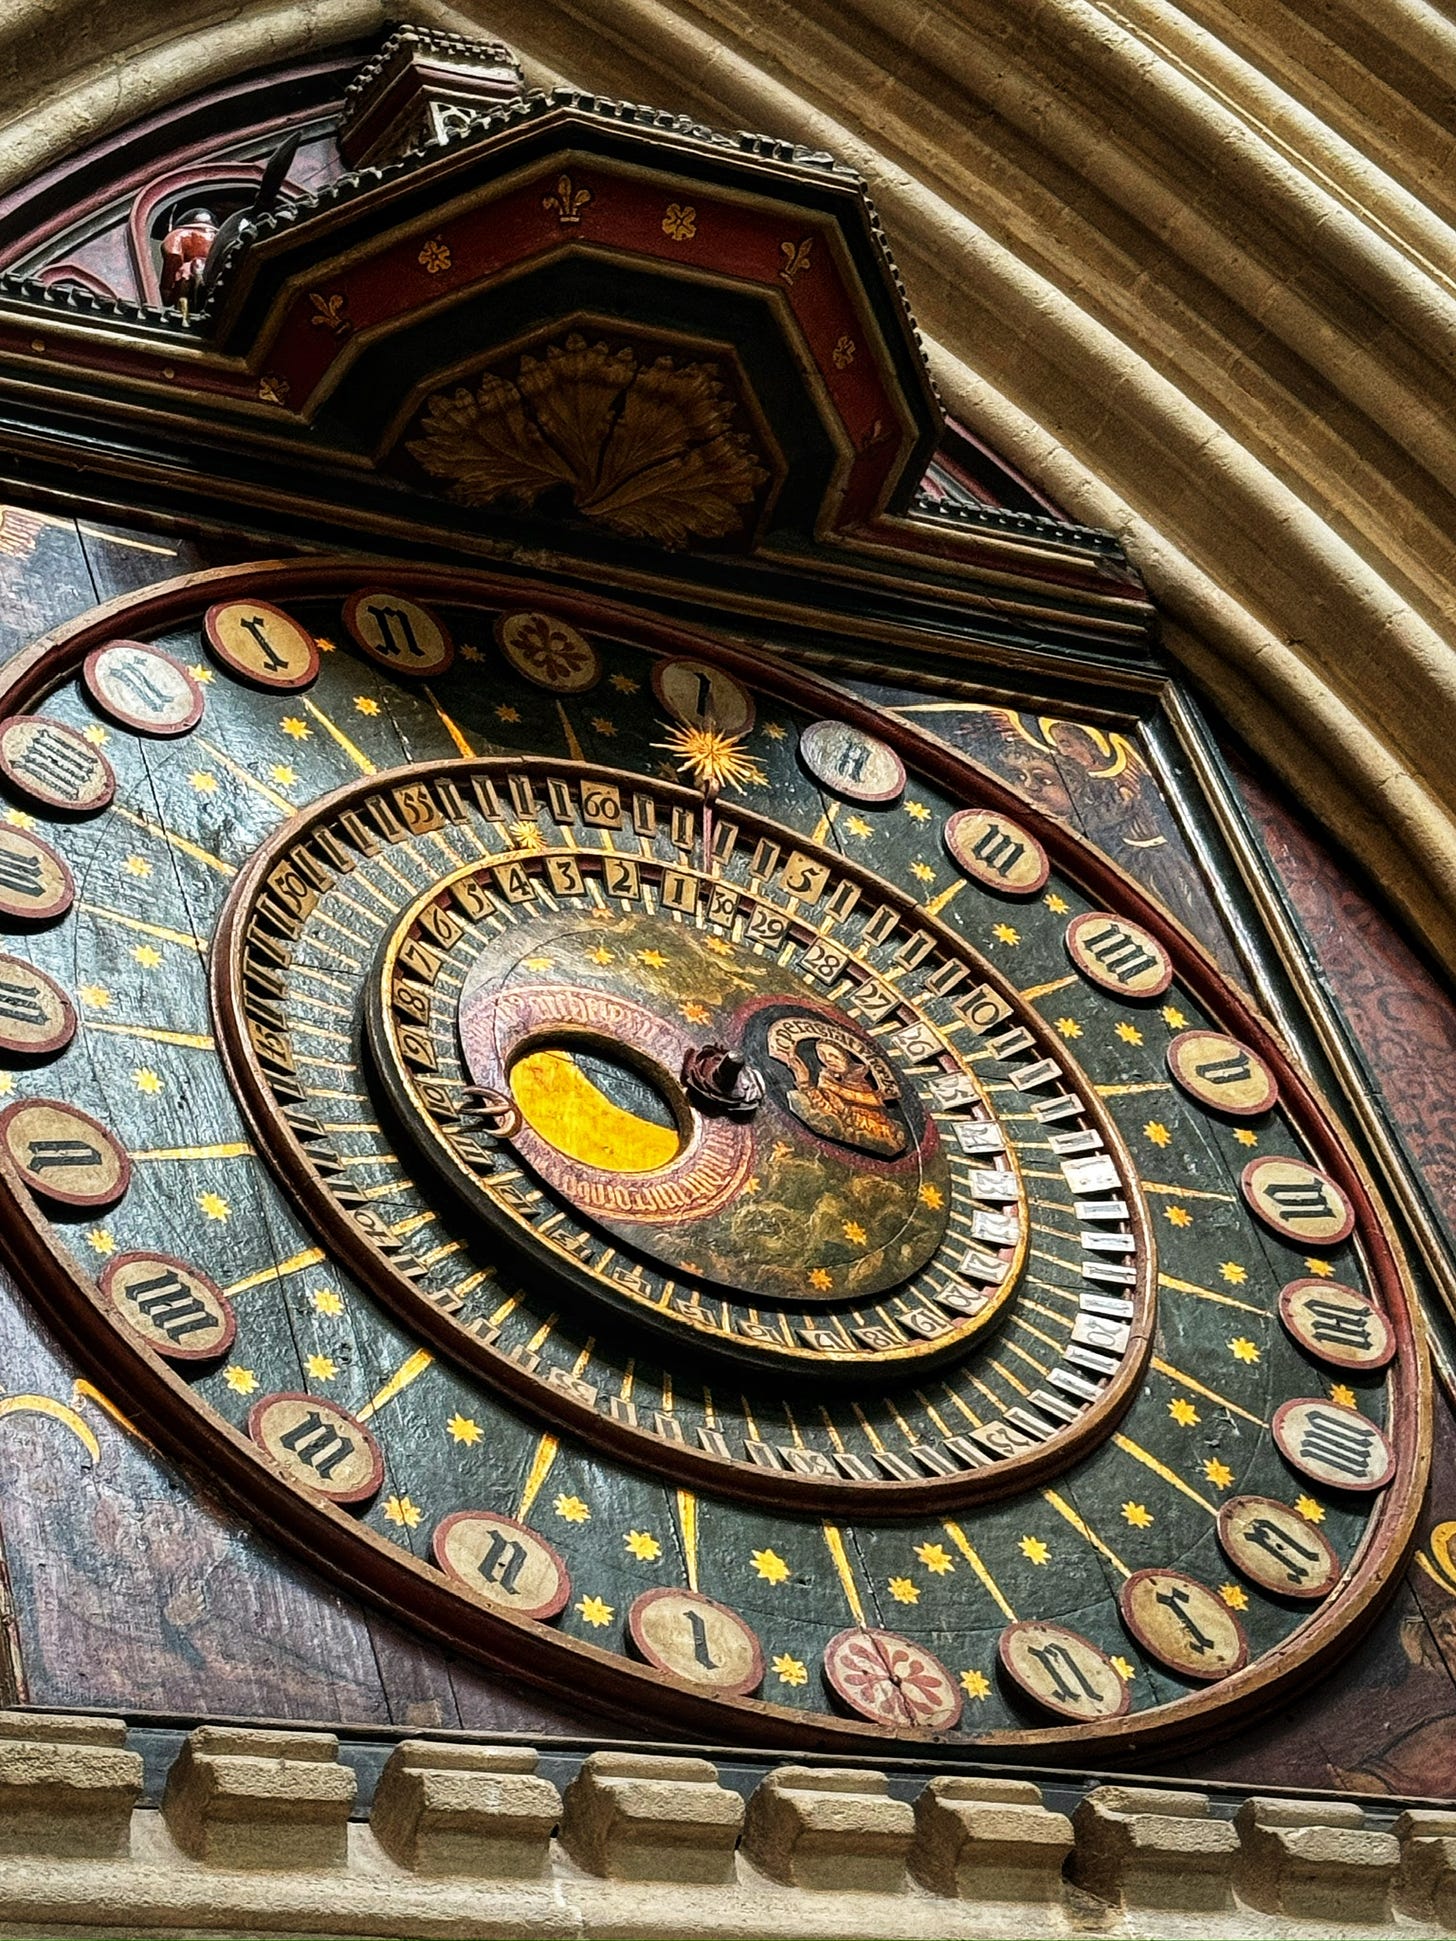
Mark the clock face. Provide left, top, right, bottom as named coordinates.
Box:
left=0, top=563, right=1427, bottom=1753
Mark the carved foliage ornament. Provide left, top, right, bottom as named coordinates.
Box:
left=405, top=334, right=770, bottom=548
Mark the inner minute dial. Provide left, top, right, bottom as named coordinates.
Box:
left=214, top=755, right=1154, bottom=1508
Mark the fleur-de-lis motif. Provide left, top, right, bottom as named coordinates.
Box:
left=257, top=374, right=290, bottom=405
left=779, top=236, right=814, bottom=284
left=832, top=334, right=856, bottom=369
left=308, top=291, right=350, bottom=335
left=662, top=201, right=697, bottom=242
left=543, top=173, right=592, bottom=225
left=417, top=236, right=452, bottom=275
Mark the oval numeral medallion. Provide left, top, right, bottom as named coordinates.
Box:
left=0, top=954, right=75, bottom=1058
left=0, top=716, right=114, bottom=815
left=83, top=642, right=204, bottom=737
left=432, top=1510, right=572, bottom=1620
left=1272, top=1398, right=1396, bottom=1493
left=0, top=1098, right=130, bottom=1209
left=205, top=600, right=320, bottom=691
left=1216, top=1495, right=1342, bottom=1600
left=1278, top=1279, right=1395, bottom=1370
left=1241, top=1156, right=1355, bottom=1245
left=99, top=1252, right=235, bottom=1361
left=248, top=1393, right=384, bottom=1504
left=1064, top=911, right=1173, bottom=998
left=998, top=1619, right=1129, bottom=1720
left=1166, top=1029, right=1278, bottom=1117
left=944, top=809, right=1049, bottom=895
left=1118, top=1569, right=1248, bottom=1681
left=628, top=1587, right=764, bottom=1695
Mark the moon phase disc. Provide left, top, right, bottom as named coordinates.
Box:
left=628, top=1587, right=764, bottom=1694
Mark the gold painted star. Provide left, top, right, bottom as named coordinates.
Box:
left=638, top=949, right=668, bottom=969
left=1115, top=1021, right=1144, bottom=1046
left=742, top=1176, right=760, bottom=1195
left=86, top=1227, right=117, bottom=1255
left=919, top=1183, right=943, bottom=1209
left=522, top=955, right=554, bottom=972
left=992, top=923, right=1020, bottom=945
left=0, top=1074, right=11, bottom=1096
left=495, top=704, right=521, bottom=723
left=910, top=861, right=934, bottom=883
left=809, top=1267, right=833, bottom=1290
left=773, top=1652, right=808, bottom=1685
left=915, top=1542, right=954, bottom=1575
left=842, top=1220, right=868, bottom=1245
left=609, top=673, right=639, bottom=694
left=1019, top=1535, right=1050, bottom=1565
left=315, top=636, right=337, bottom=654
left=81, top=723, right=109, bottom=746
left=133, top=1067, right=163, bottom=1095
left=1204, top=1458, right=1235, bottom=1489
left=188, top=663, right=213, bottom=684
left=269, top=766, right=298, bottom=790
left=312, top=1289, right=344, bottom=1316
left=845, top=815, right=872, bottom=838
left=586, top=945, right=614, bottom=965
left=132, top=943, right=163, bottom=970
left=384, top=1495, right=422, bottom=1529
left=904, top=800, right=931, bottom=822
left=704, top=936, right=733, bottom=956
left=79, top=984, right=111, bottom=1009
left=1331, top=1383, right=1357, bottom=1408
left=959, top=1668, right=991, bottom=1700
left=1220, top=1261, right=1248, bottom=1285
left=280, top=716, right=310, bottom=740
left=197, top=1191, right=230, bottom=1221
left=1054, top=1017, right=1082, bottom=1038
left=752, top=1548, right=790, bottom=1584
left=306, top=1353, right=336, bottom=1380
left=1143, top=1121, right=1171, bottom=1147
left=589, top=717, right=617, bottom=737
left=1112, top=1655, right=1135, bottom=1680
left=1234, top=1127, right=1259, bottom=1146
left=1296, top=1495, right=1326, bottom=1523
left=354, top=696, right=380, bottom=716
left=1230, top=1336, right=1261, bottom=1364
left=1169, top=1397, right=1200, bottom=1426
left=4, top=807, right=34, bottom=829
left=1044, top=892, right=1069, bottom=914
left=458, top=642, right=484, bottom=663
left=224, top=1366, right=258, bottom=1394
left=761, top=720, right=786, bottom=740
left=122, top=854, right=152, bottom=878
left=624, top=1530, right=662, bottom=1561
left=576, top=1595, right=614, bottom=1627
left=1121, top=1502, right=1153, bottom=1528
left=1161, top=1005, right=1188, bottom=1029
left=189, top=770, right=218, bottom=793
left=1220, top=1582, right=1249, bottom=1610
left=680, top=1000, right=710, bottom=1023
left=1304, top=1257, right=1336, bottom=1278
left=888, top=1575, right=919, bottom=1604
left=554, top=1493, right=590, bottom=1524
left=446, top=1413, right=480, bottom=1444
left=1165, top=1205, right=1192, bottom=1228
left=510, top=820, right=544, bottom=850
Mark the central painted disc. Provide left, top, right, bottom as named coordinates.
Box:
left=457, top=910, right=949, bottom=1303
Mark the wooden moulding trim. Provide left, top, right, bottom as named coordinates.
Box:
left=0, top=553, right=1431, bottom=1763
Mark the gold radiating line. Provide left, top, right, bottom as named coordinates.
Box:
left=555, top=700, right=585, bottom=762
left=821, top=1525, right=865, bottom=1624
left=131, top=1141, right=254, bottom=1161
left=426, top=686, right=475, bottom=758
left=1158, top=1272, right=1269, bottom=1316
left=942, top=1521, right=1016, bottom=1620
left=195, top=739, right=294, bottom=814
left=111, top=805, right=235, bottom=877
left=86, top=1021, right=215, bottom=1050
left=1019, top=975, right=1077, bottom=1002
left=1151, top=1356, right=1263, bottom=1426
left=516, top=1435, right=559, bottom=1520
left=225, top=1248, right=325, bottom=1296
left=303, top=698, right=376, bottom=774
left=1096, top=1081, right=1172, bottom=1096
left=1141, top=1179, right=1235, bottom=1202
left=676, top=1489, right=699, bottom=1592
left=1112, top=1433, right=1218, bottom=1515
left=1042, top=1488, right=1130, bottom=1578
left=358, top=1348, right=433, bottom=1421
left=77, top=903, right=203, bottom=951
left=923, top=881, right=964, bottom=916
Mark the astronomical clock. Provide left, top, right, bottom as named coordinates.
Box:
left=0, top=26, right=1437, bottom=1763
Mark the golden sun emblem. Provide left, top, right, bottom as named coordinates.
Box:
left=654, top=720, right=766, bottom=797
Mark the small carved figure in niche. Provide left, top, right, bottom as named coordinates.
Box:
left=767, top=1017, right=907, bottom=1159
left=159, top=210, right=217, bottom=314
left=198, top=131, right=304, bottom=302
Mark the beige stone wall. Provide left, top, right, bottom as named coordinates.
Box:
left=0, top=0, right=1450, bottom=965
left=0, top=1709, right=1453, bottom=1939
